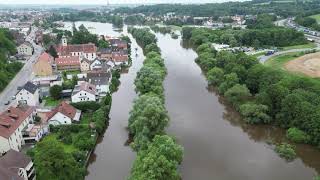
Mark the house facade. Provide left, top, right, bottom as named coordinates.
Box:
left=80, top=58, right=91, bottom=72
left=87, top=70, right=111, bottom=96
left=71, top=82, right=96, bottom=103
left=17, top=42, right=33, bottom=56
left=16, top=82, right=39, bottom=106
left=0, top=106, right=35, bottom=154
left=47, top=101, right=81, bottom=126
left=55, top=36, right=97, bottom=61
left=55, top=56, right=80, bottom=71
left=0, top=149, right=36, bottom=180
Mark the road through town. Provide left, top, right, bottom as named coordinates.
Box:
left=0, top=27, right=43, bottom=111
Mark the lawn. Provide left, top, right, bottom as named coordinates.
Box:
left=80, top=112, right=92, bottom=125
left=310, top=14, right=320, bottom=23
left=43, top=97, right=62, bottom=107
left=43, top=134, right=78, bottom=153
left=264, top=52, right=303, bottom=70
left=281, top=43, right=317, bottom=51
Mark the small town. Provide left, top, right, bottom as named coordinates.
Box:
left=1, top=0, right=320, bottom=180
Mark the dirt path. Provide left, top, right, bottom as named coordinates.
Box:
left=285, top=52, right=320, bottom=77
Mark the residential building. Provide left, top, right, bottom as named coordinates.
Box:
left=46, top=101, right=81, bottom=126
left=80, top=58, right=91, bottom=72
left=55, top=56, right=80, bottom=71
left=55, top=36, right=97, bottom=61
left=0, top=149, right=36, bottom=180
left=16, top=82, right=39, bottom=106
left=112, top=51, right=129, bottom=65
left=0, top=106, right=35, bottom=154
left=97, top=48, right=112, bottom=59
left=87, top=70, right=111, bottom=96
left=71, top=81, right=97, bottom=103
left=22, top=124, right=47, bottom=144
left=108, top=38, right=128, bottom=50
left=33, top=52, right=54, bottom=76
left=17, top=42, right=33, bottom=56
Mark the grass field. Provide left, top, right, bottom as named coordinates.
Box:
left=310, top=14, right=320, bottom=23
left=281, top=43, right=317, bottom=51
left=265, top=52, right=303, bottom=70
left=43, top=97, right=62, bottom=107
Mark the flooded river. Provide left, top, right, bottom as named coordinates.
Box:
left=63, top=22, right=320, bottom=180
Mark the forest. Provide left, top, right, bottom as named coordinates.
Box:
left=114, top=0, right=320, bottom=18
left=0, top=28, right=23, bottom=92
left=183, top=27, right=320, bottom=149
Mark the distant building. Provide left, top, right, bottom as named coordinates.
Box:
left=55, top=36, right=97, bottom=61
left=108, top=38, right=128, bottom=50
left=16, top=82, right=40, bottom=106
left=0, top=149, right=36, bottom=180
left=33, top=52, right=54, bottom=76
left=0, top=106, right=35, bottom=154
left=55, top=56, right=80, bottom=71
left=46, top=101, right=81, bottom=126
left=112, top=51, right=129, bottom=65
left=17, top=42, right=33, bottom=56
left=97, top=48, right=113, bottom=59
left=71, top=82, right=97, bottom=103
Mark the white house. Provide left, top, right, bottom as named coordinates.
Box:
left=80, top=58, right=91, bottom=72
left=47, top=101, right=81, bottom=126
left=87, top=70, right=111, bottom=96
left=90, top=58, right=103, bottom=70
left=0, top=106, right=35, bottom=154
left=71, top=82, right=97, bottom=103
left=16, top=82, right=40, bottom=106
left=0, top=149, right=36, bottom=180
left=17, top=42, right=33, bottom=56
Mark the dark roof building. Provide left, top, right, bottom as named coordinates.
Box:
left=21, top=82, right=38, bottom=94
left=0, top=150, right=35, bottom=180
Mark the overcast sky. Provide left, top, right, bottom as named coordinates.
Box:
left=0, top=0, right=236, bottom=4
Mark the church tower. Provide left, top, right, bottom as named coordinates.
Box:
left=61, top=35, right=68, bottom=46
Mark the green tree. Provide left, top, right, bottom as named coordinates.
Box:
left=218, top=73, right=239, bottom=94
left=49, top=85, right=62, bottom=100
left=129, top=135, right=183, bottom=180
left=239, top=103, right=271, bottom=124
left=33, top=138, right=85, bottom=180
left=275, top=143, right=296, bottom=161
left=286, top=127, right=310, bottom=143
left=207, top=67, right=224, bottom=85
left=224, top=84, right=251, bottom=108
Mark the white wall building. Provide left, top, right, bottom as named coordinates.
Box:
left=71, top=82, right=97, bottom=103
left=47, top=101, right=81, bottom=126
left=0, top=106, right=35, bottom=154
left=17, top=42, right=33, bottom=56
left=16, top=82, right=40, bottom=106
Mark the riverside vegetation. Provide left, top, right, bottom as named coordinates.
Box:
left=127, top=27, right=183, bottom=180
left=182, top=26, right=320, bottom=162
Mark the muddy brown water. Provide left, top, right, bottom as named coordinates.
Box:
left=78, top=22, right=320, bottom=180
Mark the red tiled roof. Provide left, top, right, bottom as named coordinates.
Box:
left=55, top=56, right=80, bottom=67
left=47, top=101, right=77, bottom=120
left=55, top=43, right=97, bottom=56
left=38, top=52, right=53, bottom=62
left=112, top=54, right=128, bottom=62
left=0, top=106, right=35, bottom=139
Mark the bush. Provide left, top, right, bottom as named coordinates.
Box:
left=49, top=85, right=63, bottom=100
left=286, top=128, right=310, bottom=143
left=70, top=101, right=100, bottom=112
left=275, top=143, right=296, bottom=161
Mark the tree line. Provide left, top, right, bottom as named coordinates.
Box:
left=0, top=28, right=23, bottom=92
left=114, top=0, right=320, bottom=18
left=183, top=27, right=320, bottom=151
left=182, top=26, right=307, bottom=49
left=128, top=27, right=183, bottom=180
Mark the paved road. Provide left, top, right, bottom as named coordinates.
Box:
left=258, top=44, right=320, bottom=63
left=0, top=27, right=43, bottom=111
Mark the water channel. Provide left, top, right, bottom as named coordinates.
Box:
left=62, top=22, right=320, bottom=180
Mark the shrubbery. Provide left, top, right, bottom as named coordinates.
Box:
left=275, top=143, right=296, bottom=161
left=286, top=128, right=310, bottom=144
